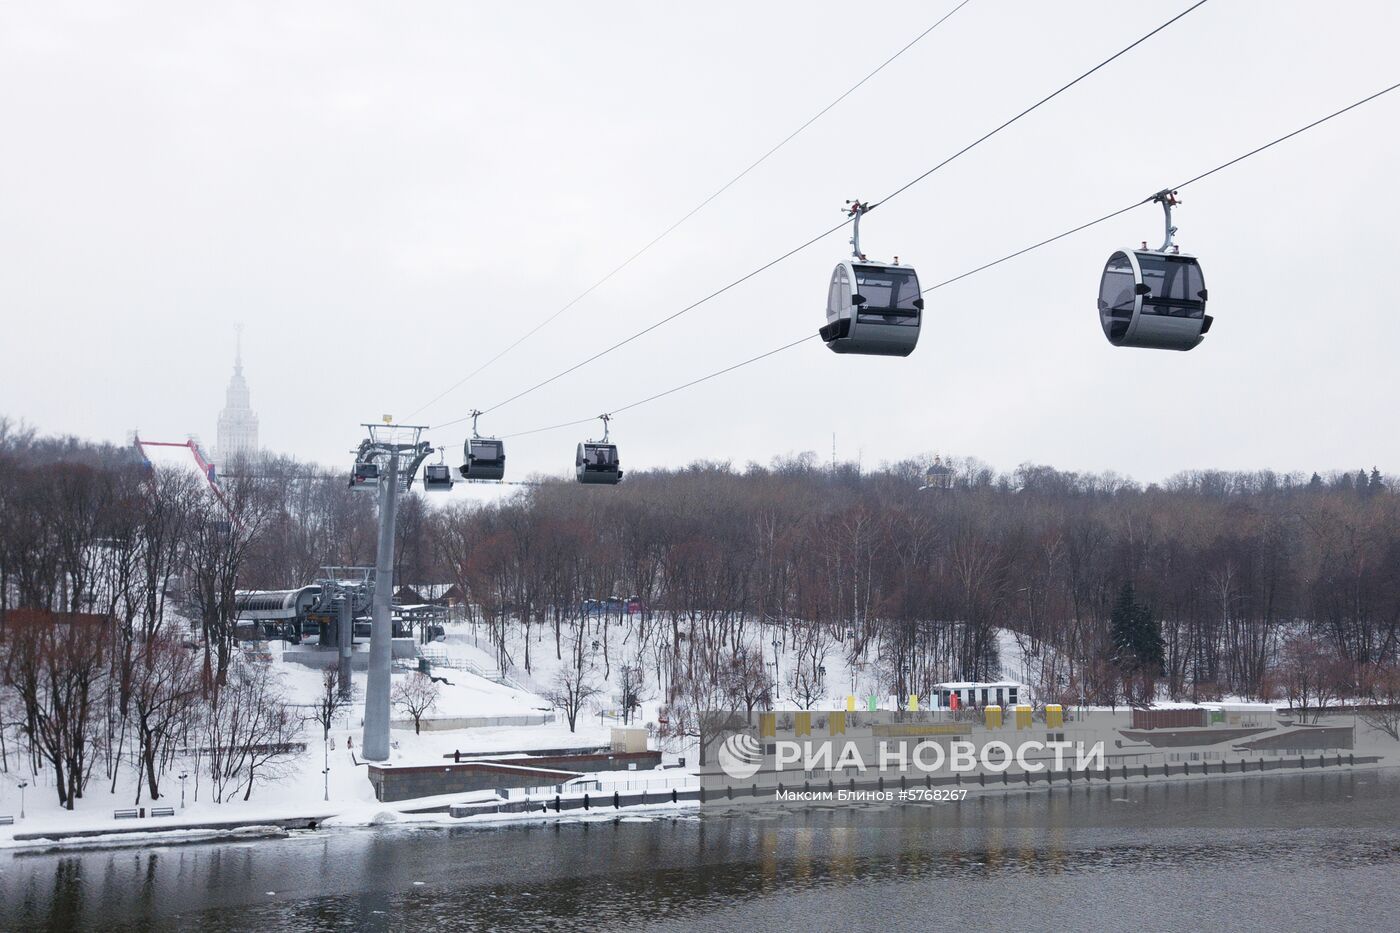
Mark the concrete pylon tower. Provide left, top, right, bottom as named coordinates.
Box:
left=216, top=324, right=259, bottom=466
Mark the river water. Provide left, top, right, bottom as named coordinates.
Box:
left=4, top=770, right=1399, bottom=931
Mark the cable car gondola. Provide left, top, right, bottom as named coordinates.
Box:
left=576, top=414, right=622, bottom=485
left=423, top=462, right=454, bottom=492
left=820, top=200, right=923, bottom=357
left=1098, top=190, right=1210, bottom=351
left=349, top=461, right=379, bottom=491
left=459, top=410, right=506, bottom=481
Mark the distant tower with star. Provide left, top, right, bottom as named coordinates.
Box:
left=216, top=325, right=259, bottom=467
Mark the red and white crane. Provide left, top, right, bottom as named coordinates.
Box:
left=132, top=432, right=236, bottom=519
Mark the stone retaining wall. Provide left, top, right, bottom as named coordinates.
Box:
left=369, top=751, right=663, bottom=801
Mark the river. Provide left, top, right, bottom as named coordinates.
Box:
left=4, top=769, right=1399, bottom=931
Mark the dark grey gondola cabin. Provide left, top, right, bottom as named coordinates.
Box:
left=576, top=442, right=621, bottom=485
left=820, top=260, right=923, bottom=356
left=460, top=437, right=506, bottom=481
left=422, top=463, right=455, bottom=491
left=1098, top=249, right=1210, bottom=350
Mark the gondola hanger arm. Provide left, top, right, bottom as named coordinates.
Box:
left=1151, top=189, right=1181, bottom=252
left=845, top=199, right=870, bottom=260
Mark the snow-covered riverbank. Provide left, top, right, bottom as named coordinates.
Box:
left=0, top=622, right=696, bottom=850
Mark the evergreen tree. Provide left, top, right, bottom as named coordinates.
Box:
left=1110, top=582, right=1165, bottom=703
left=1357, top=468, right=1370, bottom=495
left=1308, top=472, right=1323, bottom=491
left=1335, top=472, right=1354, bottom=493
left=1370, top=467, right=1385, bottom=493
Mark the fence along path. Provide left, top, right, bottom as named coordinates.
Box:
left=426, top=633, right=549, bottom=695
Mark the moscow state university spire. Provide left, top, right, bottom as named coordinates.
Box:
left=216, top=324, right=259, bottom=465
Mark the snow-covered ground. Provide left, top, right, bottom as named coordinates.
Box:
left=0, top=617, right=1059, bottom=849
left=274, top=638, right=553, bottom=724
left=0, top=629, right=631, bottom=848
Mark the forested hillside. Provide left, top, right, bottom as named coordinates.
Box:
left=4, top=417, right=1398, bottom=714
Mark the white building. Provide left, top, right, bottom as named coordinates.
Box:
left=215, top=328, right=259, bottom=467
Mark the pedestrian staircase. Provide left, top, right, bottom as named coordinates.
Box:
left=416, top=647, right=539, bottom=694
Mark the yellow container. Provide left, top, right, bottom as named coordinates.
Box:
left=1015, top=705, right=1033, bottom=729
left=908, top=694, right=920, bottom=712
left=846, top=695, right=857, bottom=712
left=985, top=705, right=1003, bottom=728
left=1046, top=704, right=1063, bottom=728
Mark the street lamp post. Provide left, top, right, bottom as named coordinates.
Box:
left=178, top=772, right=188, bottom=809
left=18, top=781, right=28, bottom=820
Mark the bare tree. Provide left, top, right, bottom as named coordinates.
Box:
left=135, top=467, right=200, bottom=641
left=786, top=627, right=832, bottom=710
left=660, top=672, right=747, bottom=767
left=1360, top=662, right=1400, bottom=741
left=311, top=667, right=356, bottom=743
left=1279, top=634, right=1346, bottom=723
left=204, top=658, right=298, bottom=803
left=309, top=668, right=358, bottom=800
left=546, top=659, right=602, bottom=732
left=184, top=489, right=267, bottom=688
left=391, top=673, right=439, bottom=735
left=1, top=610, right=110, bottom=808
left=130, top=633, right=201, bottom=802
left=0, top=688, right=24, bottom=773
left=617, top=663, right=647, bottom=725
left=723, top=646, right=772, bottom=722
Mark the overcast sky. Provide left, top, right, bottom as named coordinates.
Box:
left=3, top=1, right=1398, bottom=498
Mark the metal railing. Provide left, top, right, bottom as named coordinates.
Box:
left=417, top=644, right=545, bottom=695
left=499, top=772, right=698, bottom=801
left=568, top=774, right=699, bottom=794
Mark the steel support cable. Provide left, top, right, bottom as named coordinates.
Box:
left=490, top=334, right=818, bottom=441
left=405, top=0, right=976, bottom=421
left=867, top=0, right=1210, bottom=212
left=431, top=2, right=1208, bottom=432
left=458, top=78, right=1400, bottom=451
left=926, top=78, right=1400, bottom=292
left=433, top=221, right=848, bottom=430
